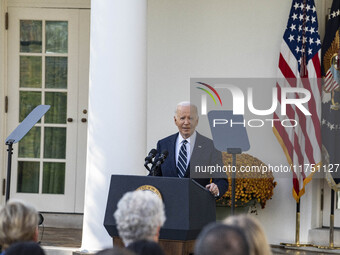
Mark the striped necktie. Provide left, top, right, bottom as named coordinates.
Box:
left=177, top=140, right=188, bottom=178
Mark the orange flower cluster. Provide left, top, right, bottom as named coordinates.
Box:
left=217, top=152, right=277, bottom=209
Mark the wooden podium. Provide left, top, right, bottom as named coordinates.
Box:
left=104, top=175, right=216, bottom=255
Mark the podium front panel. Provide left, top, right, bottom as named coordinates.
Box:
left=104, top=175, right=216, bottom=241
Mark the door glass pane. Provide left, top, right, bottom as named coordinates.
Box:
left=44, top=127, right=66, bottom=159
left=20, top=20, right=42, bottom=53
left=15, top=16, right=72, bottom=199
left=17, top=161, right=39, bottom=193
left=19, top=91, right=41, bottom=122
left=46, top=21, right=68, bottom=53
left=45, top=92, right=67, bottom=124
left=20, top=56, right=42, bottom=88
left=43, top=162, right=65, bottom=194
left=45, top=57, right=68, bottom=89
left=18, top=127, right=41, bottom=158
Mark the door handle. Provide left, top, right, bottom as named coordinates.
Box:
left=67, top=118, right=73, bottom=122
left=81, top=118, right=87, bottom=123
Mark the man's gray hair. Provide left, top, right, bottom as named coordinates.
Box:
left=174, top=101, right=198, bottom=116
left=114, top=190, right=166, bottom=246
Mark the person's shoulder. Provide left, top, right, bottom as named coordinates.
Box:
left=196, top=132, right=213, bottom=144
left=158, top=133, right=178, bottom=144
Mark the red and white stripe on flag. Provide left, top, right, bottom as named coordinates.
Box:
left=273, top=0, right=322, bottom=202
left=324, top=69, right=340, bottom=92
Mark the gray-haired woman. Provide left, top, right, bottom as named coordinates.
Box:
left=114, top=190, right=166, bottom=246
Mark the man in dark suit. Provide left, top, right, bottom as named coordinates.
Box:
left=155, top=102, right=228, bottom=197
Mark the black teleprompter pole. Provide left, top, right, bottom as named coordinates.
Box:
left=5, top=140, right=14, bottom=202
left=228, top=148, right=242, bottom=215
left=207, top=111, right=250, bottom=216
left=5, top=105, right=50, bottom=202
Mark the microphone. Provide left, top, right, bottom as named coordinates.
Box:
left=150, top=150, right=168, bottom=176
left=144, top=149, right=157, bottom=165
left=154, top=150, right=169, bottom=167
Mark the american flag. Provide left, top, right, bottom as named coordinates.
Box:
left=273, top=0, right=322, bottom=202
left=324, top=65, right=339, bottom=92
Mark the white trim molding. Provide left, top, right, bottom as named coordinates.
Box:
left=7, top=0, right=90, bottom=9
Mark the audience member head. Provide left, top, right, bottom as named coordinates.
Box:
left=0, top=200, right=39, bottom=249
left=194, top=222, right=249, bottom=255
left=5, top=241, right=45, bottom=255
left=224, top=215, right=272, bottom=255
left=127, top=239, right=165, bottom=255
left=174, top=101, right=199, bottom=139
left=114, top=190, right=166, bottom=246
left=95, top=247, right=136, bottom=255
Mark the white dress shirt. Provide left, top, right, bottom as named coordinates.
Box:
left=175, top=131, right=196, bottom=167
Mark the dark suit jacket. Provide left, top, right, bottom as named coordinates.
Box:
left=155, top=132, right=228, bottom=197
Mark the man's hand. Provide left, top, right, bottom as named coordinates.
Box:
left=206, top=183, right=219, bottom=197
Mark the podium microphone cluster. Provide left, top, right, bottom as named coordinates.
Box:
left=144, top=149, right=168, bottom=176
left=154, top=151, right=169, bottom=167
left=144, top=149, right=157, bottom=171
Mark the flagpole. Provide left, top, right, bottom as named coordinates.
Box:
left=317, top=189, right=340, bottom=249
left=281, top=199, right=312, bottom=247
left=329, top=189, right=334, bottom=248
left=278, top=0, right=321, bottom=248
left=295, top=201, right=300, bottom=246
left=328, top=190, right=340, bottom=249
left=320, top=0, right=340, bottom=249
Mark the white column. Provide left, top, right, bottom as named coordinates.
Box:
left=81, top=0, right=147, bottom=251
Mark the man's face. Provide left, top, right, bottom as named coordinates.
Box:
left=174, top=105, right=199, bottom=139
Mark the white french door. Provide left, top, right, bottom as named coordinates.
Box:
left=7, top=7, right=89, bottom=213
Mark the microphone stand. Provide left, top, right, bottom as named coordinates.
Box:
left=147, top=151, right=168, bottom=176
left=149, top=161, right=160, bottom=176
left=144, top=149, right=158, bottom=173
left=144, top=162, right=151, bottom=172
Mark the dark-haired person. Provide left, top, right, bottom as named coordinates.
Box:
left=195, top=222, right=250, bottom=255
left=95, top=247, right=135, bottom=255
left=127, top=239, right=165, bottom=255
left=5, top=242, right=45, bottom=255
left=154, top=101, right=228, bottom=197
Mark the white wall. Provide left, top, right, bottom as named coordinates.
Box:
left=147, top=0, right=329, bottom=244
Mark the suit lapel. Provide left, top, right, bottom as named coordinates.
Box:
left=185, top=132, right=205, bottom=178
left=167, top=133, right=178, bottom=177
